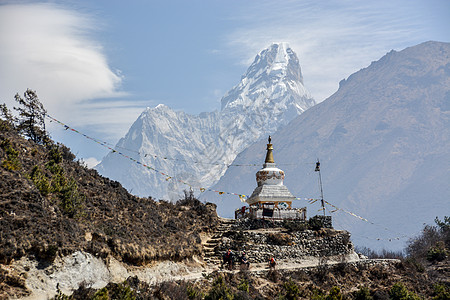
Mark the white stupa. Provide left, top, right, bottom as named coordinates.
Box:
left=246, top=136, right=296, bottom=209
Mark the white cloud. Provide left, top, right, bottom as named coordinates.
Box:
left=0, top=3, right=124, bottom=119
left=223, top=0, right=429, bottom=102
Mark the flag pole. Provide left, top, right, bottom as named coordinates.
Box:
left=315, top=159, right=325, bottom=216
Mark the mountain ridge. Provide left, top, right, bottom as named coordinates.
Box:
left=96, top=43, right=315, bottom=199
left=207, top=41, right=450, bottom=251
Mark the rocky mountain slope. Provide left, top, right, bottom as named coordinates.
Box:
left=0, top=120, right=218, bottom=298
left=207, top=41, right=450, bottom=251
left=96, top=43, right=315, bottom=199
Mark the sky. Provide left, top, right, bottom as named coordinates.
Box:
left=0, top=0, right=449, bottom=167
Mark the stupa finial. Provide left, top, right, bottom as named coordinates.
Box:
left=265, top=136, right=274, bottom=164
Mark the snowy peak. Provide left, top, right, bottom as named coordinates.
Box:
left=221, top=43, right=309, bottom=110
left=221, top=42, right=314, bottom=117
left=96, top=43, right=315, bottom=199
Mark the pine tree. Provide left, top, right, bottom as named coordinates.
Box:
left=14, top=89, right=48, bottom=144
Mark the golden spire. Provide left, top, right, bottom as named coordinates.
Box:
left=265, top=135, right=274, bottom=163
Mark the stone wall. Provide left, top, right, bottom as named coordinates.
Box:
left=217, top=227, right=354, bottom=264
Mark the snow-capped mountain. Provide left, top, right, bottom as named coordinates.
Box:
left=207, top=41, right=450, bottom=251
left=96, top=43, right=315, bottom=199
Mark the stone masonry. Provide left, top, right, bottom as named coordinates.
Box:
left=204, top=218, right=356, bottom=266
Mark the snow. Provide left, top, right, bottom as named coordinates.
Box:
left=96, top=42, right=315, bottom=200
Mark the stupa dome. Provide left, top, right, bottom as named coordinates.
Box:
left=256, top=164, right=285, bottom=186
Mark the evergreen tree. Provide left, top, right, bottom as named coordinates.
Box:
left=0, top=103, right=16, bottom=130
left=14, top=89, right=48, bottom=144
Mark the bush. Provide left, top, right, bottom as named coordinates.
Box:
left=187, top=284, right=203, bottom=300
left=326, top=286, right=343, bottom=300
left=92, top=287, right=109, bottom=300
left=237, top=278, right=249, bottom=293
left=311, top=289, right=326, bottom=300
left=59, top=178, right=85, bottom=217
left=0, top=139, right=21, bottom=171
left=205, top=276, right=233, bottom=300
left=311, top=287, right=343, bottom=300
left=353, top=286, right=373, bottom=300
left=283, top=278, right=300, bottom=300
left=407, top=216, right=449, bottom=260
left=433, top=284, right=450, bottom=300
left=389, top=282, right=421, bottom=300
left=267, top=233, right=292, bottom=246
left=427, top=241, right=447, bottom=262
left=31, top=165, right=51, bottom=196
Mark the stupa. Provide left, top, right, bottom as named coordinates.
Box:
left=235, top=136, right=306, bottom=220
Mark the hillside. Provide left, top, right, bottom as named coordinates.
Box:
left=0, top=119, right=218, bottom=298
left=0, top=118, right=449, bottom=299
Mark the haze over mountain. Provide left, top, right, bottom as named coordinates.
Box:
left=96, top=43, right=315, bottom=199
left=206, top=41, right=450, bottom=251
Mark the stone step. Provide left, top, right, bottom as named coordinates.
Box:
left=206, top=238, right=221, bottom=243
left=206, top=259, right=221, bottom=264
left=220, top=219, right=235, bottom=224
left=207, top=241, right=220, bottom=245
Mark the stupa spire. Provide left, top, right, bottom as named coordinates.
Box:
left=265, top=136, right=274, bottom=164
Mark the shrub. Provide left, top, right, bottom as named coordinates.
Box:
left=92, top=287, right=109, bottom=300
left=389, top=282, right=421, bottom=300
left=0, top=139, right=21, bottom=171
left=326, top=286, right=343, bottom=300
left=47, top=145, right=63, bottom=164
left=237, top=278, right=249, bottom=293
left=427, top=241, right=447, bottom=262
left=109, top=283, right=135, bottom=300
left=267, top=233, right=292, bottom=246
left=283, top=278, right=300, bottom=300
left=59, top=178, right=85, bottom=218
left=353, top=286, right=373, bottom=300
left=205, top=275, right=233, bottom=300
left=31, top=165, right=50, bottom=196
left=403, top=258, right=425, bottom=273
left=407, top=217, right=449, bottom=260
left=433, top=284, right=450, bottom=300
left=311, top=289, right=326, bottom=300
left=187, top=284, right=203, bottom=300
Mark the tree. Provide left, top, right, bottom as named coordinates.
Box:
left=0, top=103, right=16, bottom=126
left=14, top=89, right=47, bottom=144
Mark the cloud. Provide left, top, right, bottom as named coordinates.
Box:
left=0, top=3, right=123, bottom=116
left=223, top=0, right=430, bottom=102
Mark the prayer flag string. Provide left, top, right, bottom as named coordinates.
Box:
left=45, top=113, right=248, bottom=200
left=45, top=113, right=411, bottom=241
